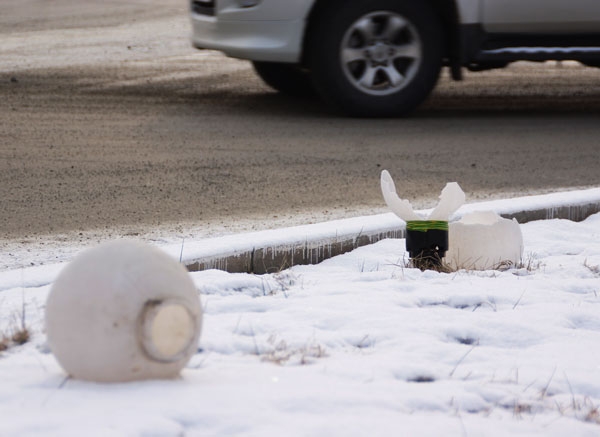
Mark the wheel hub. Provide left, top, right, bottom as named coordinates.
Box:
left=367, top=41, right=391, bottom=65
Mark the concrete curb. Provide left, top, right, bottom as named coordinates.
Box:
left=184, top=227, right=404, bottom=275
left=1, top=188, right=599, bottom=292
left=182, top=188, right=600, bottom=274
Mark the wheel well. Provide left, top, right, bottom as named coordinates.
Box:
left=301, top=0, right=463, bottom=80
left=299, top=0, right=327, bottom=67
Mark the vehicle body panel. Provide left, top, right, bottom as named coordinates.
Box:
left=455, top=0, right=480, bottom=24
left=191, top=15, right=305, bottom=62
left=191, top=0, right=600, bottom=65
left=191, top=0, right=316, bottom=62
left=214, top=0, right=314, bottom=21
left=481, top=0, right=600, bottom=33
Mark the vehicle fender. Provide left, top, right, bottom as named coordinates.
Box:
left=217, top=0, right=317, bottom=21
left=455, top=0, right=481, bottom=24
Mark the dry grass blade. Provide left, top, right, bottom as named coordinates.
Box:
left=585, top=405, right=600, bottom=424
left=0, top=334, right=10, bottom=352
left=0, top=294, right=32, bottom=353
left=11, top=328, right=30, bottom=345
left=449, top=343, right=478, bottom=378
left=584, top=259, right=600, bottom=276
left=260, top=334, right=327, bottom=366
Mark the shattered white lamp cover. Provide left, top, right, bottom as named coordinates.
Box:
left=446, top=210, right=524, bottom=270
left=381, top=170, right=523, bottom=270
left=45, top=240, right=202, bottom=383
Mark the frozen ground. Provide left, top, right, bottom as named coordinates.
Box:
left=0, top=212, right=599, bottom=436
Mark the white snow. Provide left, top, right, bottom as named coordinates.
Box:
left=1, top=212, right=599, bottom=436
left=2, top=187, right=600, bottom=292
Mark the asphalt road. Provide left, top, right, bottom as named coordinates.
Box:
left=2, top=0, right=600, bottom=241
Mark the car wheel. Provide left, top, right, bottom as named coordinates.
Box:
left=308, top=0, right=443, bottom=117
left=252, top=61, right=314, bottom=97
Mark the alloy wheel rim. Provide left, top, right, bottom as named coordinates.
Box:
left=340, top=11, right=422, bottom=96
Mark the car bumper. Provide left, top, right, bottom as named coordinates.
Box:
left=191, top=3, right=306, bottom=63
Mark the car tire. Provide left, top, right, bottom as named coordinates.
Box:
left=580, top=60, right=600, bottom=68
left=308, top=0, right=443, bottom=117
left=252, top=61, right=314, bottom=97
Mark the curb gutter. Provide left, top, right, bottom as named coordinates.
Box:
left=1, top=188, right=599, bottom=292
left=183, top=188, right=600, bottom=274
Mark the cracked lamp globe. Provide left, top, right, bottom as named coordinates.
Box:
left=45, top=240, right=202, bottom=383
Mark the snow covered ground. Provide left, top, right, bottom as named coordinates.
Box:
left=1, top=213, right=600, bottom=436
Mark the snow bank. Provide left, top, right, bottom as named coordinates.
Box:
left=0, top=213, right=599, bottom=435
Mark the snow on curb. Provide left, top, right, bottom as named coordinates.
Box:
left=179, top=187, right=600, bottom=274
left=1, top=187, right=599, bottom=292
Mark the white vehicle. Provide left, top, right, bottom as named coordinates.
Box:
left=191, top=0, right=600, bottom=116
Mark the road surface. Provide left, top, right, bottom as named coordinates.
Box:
left=1, top=0, right=600, bottom=268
